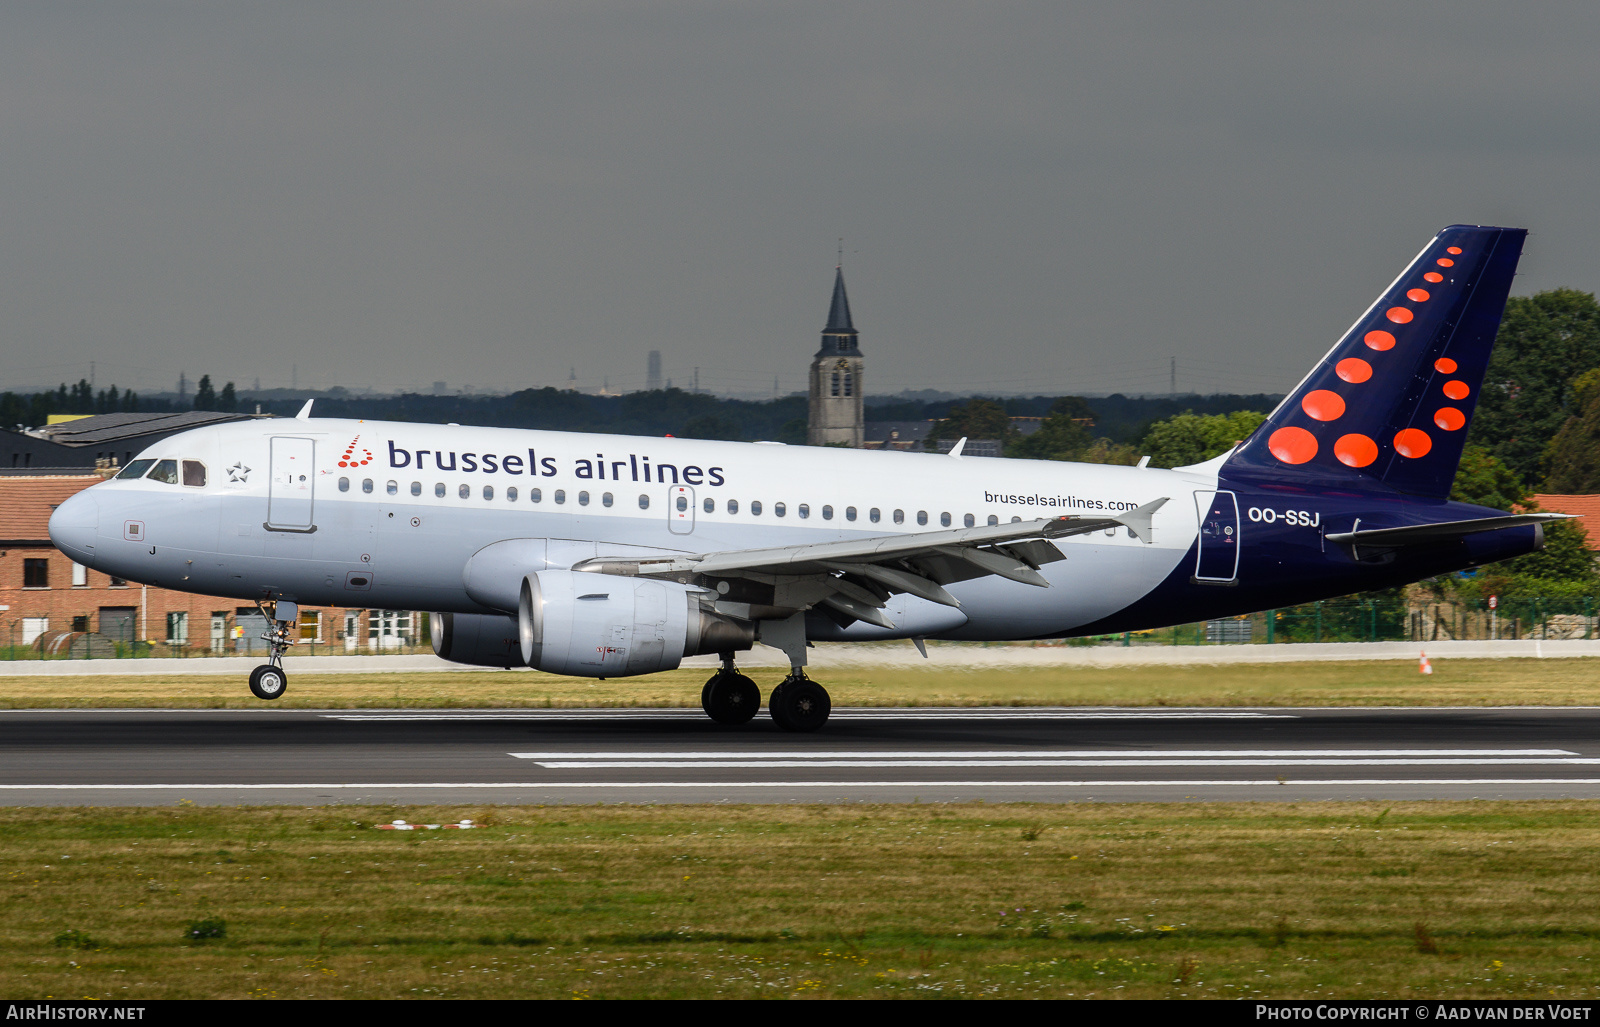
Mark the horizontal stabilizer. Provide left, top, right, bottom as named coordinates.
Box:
left=1326, top=513, right=1574, bottom=550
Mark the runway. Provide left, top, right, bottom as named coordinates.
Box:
left=4, top=706, right=1600, bottom=805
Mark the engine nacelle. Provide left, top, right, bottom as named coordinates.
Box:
left=518, top=570, right=753, bottom=677
left=430, top=612, right=523, bottom=668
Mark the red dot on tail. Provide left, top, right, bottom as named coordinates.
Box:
left=1302, top=390, right=1346, bottom=421
left=1442, top=380, right=1470, bottom=400
left=1336, top=358, right=1372, bottom=383
left=1447, top=246, right=1462, bottom=254
left=1386, top=307, right=1414, bottom=324
left=1364, top=330, right=1396, bottom=351
left=1434, top=357, right=1457, bottom=373
left=1268, top=426, right=1318, bottom=465
left=1406, top=288, right=1430, bottom=302
left=1437, top=258, right=1454, bottom=267
left=1424, top=272, right=1443, bottom=283
left=1434, top=407, right=1466, bottom=431
left=1334, top=434, right=1378, bottom=468
left=1394, top=428, right=1433, bottom=458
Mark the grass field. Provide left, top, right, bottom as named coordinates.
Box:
left=3, top=657, right=1600, bottom=708
left=4, top=802, right=1598, bottom=999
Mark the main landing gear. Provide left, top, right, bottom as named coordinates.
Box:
left=699, top=653, right=832, bottom=732
left=247, top=599, right=297, bottom=701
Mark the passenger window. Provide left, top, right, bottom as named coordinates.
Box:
left=435, top=483, right=446, bottom=498
left=603, top=492, right=614, bottom=507
left=676, top=495, right=688, bottom=512
left=987, top=514, right=999, bottom=526
left=963, top=513, right=975, bottom=528
left=147, top=459, right=180, bottom=484
left=940, top=512, right=951, bottom=527
left=458, top=484, right=470, bottom=499
left=411, top=481, right=422, bottom=496
left=727, top=499, right=738, bottom=514
left=386, top=480, right=398, bottom=496
left=116, top=459, right=155, bottom=480
left=339, top=477, right=350, bottom=492
left=638, top=494, right=650, bottom=509
left=363, top=479, right=374, bottom=494
left=483, top=485, right=494, bottom=500
left=555, top=489, right=566, bottom=504
left=507, top=487, right=518, bottom=502
left=1011, top=516, right=1022, bottom=523
left=532, top=488, right=542, bottom=503
left=844, top=506, right=855, bottom=521
left=917, top=511, right=928, bottom=526
left=775, top=502, right=787, bottom=518
left=797, top=504, right=810, bottom=519
left=751, top=501, right=762, bottom=516
left=870, top=508, right=880, bottom=523
left=822, top=505, right=833, bottom=520
left=892, top=509, right=903, bottom=525
left=181, top=460, right=207, bottom=487
left=703, top=497, right=713, bottom=513
left=579, top=491, right=590, bottom=506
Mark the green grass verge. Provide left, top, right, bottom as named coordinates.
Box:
left=4, top=657, right=1600, bottom=708
left=6, top=802, right=1600, bottom=999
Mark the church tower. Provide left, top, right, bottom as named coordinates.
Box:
left=807, top=267, right=864, bottom=447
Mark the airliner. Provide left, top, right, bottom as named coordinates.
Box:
left=48, top=225, right=1566, bottom=731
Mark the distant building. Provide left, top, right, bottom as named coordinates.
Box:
left=647, top=350, right=663, bottom=391
left=807, top=268, right=864, bottom=447
left=1531, top=494, right=1600, bottom=560
left=863, top=421, right=935, bottom=451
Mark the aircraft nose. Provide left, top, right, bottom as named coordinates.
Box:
left=48, top=490, right=99, bottom=563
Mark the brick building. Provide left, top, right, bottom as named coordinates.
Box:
left=0, top=475, right=417, bottom=656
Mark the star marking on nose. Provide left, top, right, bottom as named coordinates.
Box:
left=227, top=462, right=252, bottom=483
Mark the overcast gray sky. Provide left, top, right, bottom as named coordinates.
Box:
left=2, top=2, right=1597, bottom=399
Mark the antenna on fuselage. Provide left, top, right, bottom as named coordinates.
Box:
left=295, top=399, right=314, bottom=420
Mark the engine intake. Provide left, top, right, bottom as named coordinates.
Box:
left=518, top=570, right=752, bottom=677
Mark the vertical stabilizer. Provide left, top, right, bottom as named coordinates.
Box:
left=1226, top=225, right=1526, bottom=498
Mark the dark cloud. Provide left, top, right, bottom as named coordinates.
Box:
left=1, top=2, right=1596, bottom=399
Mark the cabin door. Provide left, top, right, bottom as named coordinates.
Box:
left=1193, top=490, right=1240, bottom=584
left=267, top=437, right=316, bottom=532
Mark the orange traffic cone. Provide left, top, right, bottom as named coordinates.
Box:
left=1419, top=652, right=1433, bottom=675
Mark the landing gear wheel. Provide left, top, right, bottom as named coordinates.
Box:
left=249, top=664, right=287, bottom=701
left=770, top=677, right=830, bottom=732
left=704, top=672, right=761, bottom=725
left=701, top=676, right=717, bottom=714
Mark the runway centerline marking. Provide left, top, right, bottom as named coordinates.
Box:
left=321, top=709, right=1298, bottom=722
left=507, top=749, right=1575, bottom=760
left=4, top=779, right=1600, bottom=791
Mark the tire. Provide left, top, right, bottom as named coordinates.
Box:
left=705, top=672, right=760, bottom=725
left=701, top=674, right=720, bottom=715
left=772, top=678, right=831, bottom=733
left=248, top=664, right=287, bottom=701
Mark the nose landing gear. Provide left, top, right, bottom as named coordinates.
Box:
left=247, top=599, right=298, bottom=701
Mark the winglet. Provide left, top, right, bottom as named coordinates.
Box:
left=1112, top=497, right=1170, bottom=544
left=948, top=437, right=967, bottom=459
left=295, top=399, right=314, bottom=420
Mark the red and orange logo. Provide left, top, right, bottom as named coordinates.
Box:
left=339, top=437, right=374, bottom=469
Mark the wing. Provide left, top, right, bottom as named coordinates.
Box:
left=573, top=497, right=1170, bottom=629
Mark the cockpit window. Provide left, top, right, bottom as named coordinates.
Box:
left=116, top=459, right=156, bottom=480
left=181, top=460, right=207, bottom=488
left=146, top=459, right=180, bottom=485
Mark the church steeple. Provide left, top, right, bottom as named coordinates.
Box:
left=818, top=267, right=861, bottom=356
left=808, top=264, right=865, bottom=447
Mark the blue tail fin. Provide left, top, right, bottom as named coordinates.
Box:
left=1225, top=225, right=1526, bottom=499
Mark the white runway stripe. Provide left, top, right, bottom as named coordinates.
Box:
left=321, top=709, right=1297, bottom=722
left=509, top=749, right=1574, bottom=760
left=526, top=758, right=1600, bottom=769
left=2, top=779, right=1600, bottom=790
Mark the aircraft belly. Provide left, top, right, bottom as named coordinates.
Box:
left=943, top=540, right=1186, bottom=640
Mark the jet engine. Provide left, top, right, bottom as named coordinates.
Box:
left=430, top=612, right=523, bottom=668
left=518, top=570, right=753, bottom=677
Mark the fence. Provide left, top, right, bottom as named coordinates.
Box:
left=1, top=615, right=429, bottom=662
left=1145, top=597, right=1599, bottom=646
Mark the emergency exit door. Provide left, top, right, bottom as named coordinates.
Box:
left=267, top=437, right=316, bottom=532
left=667, top=485, right=695, bottom=535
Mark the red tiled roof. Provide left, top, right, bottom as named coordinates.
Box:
left=0, top=476, right=104, bottom=543
left=1531, top=493, right=1600, bottom=550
